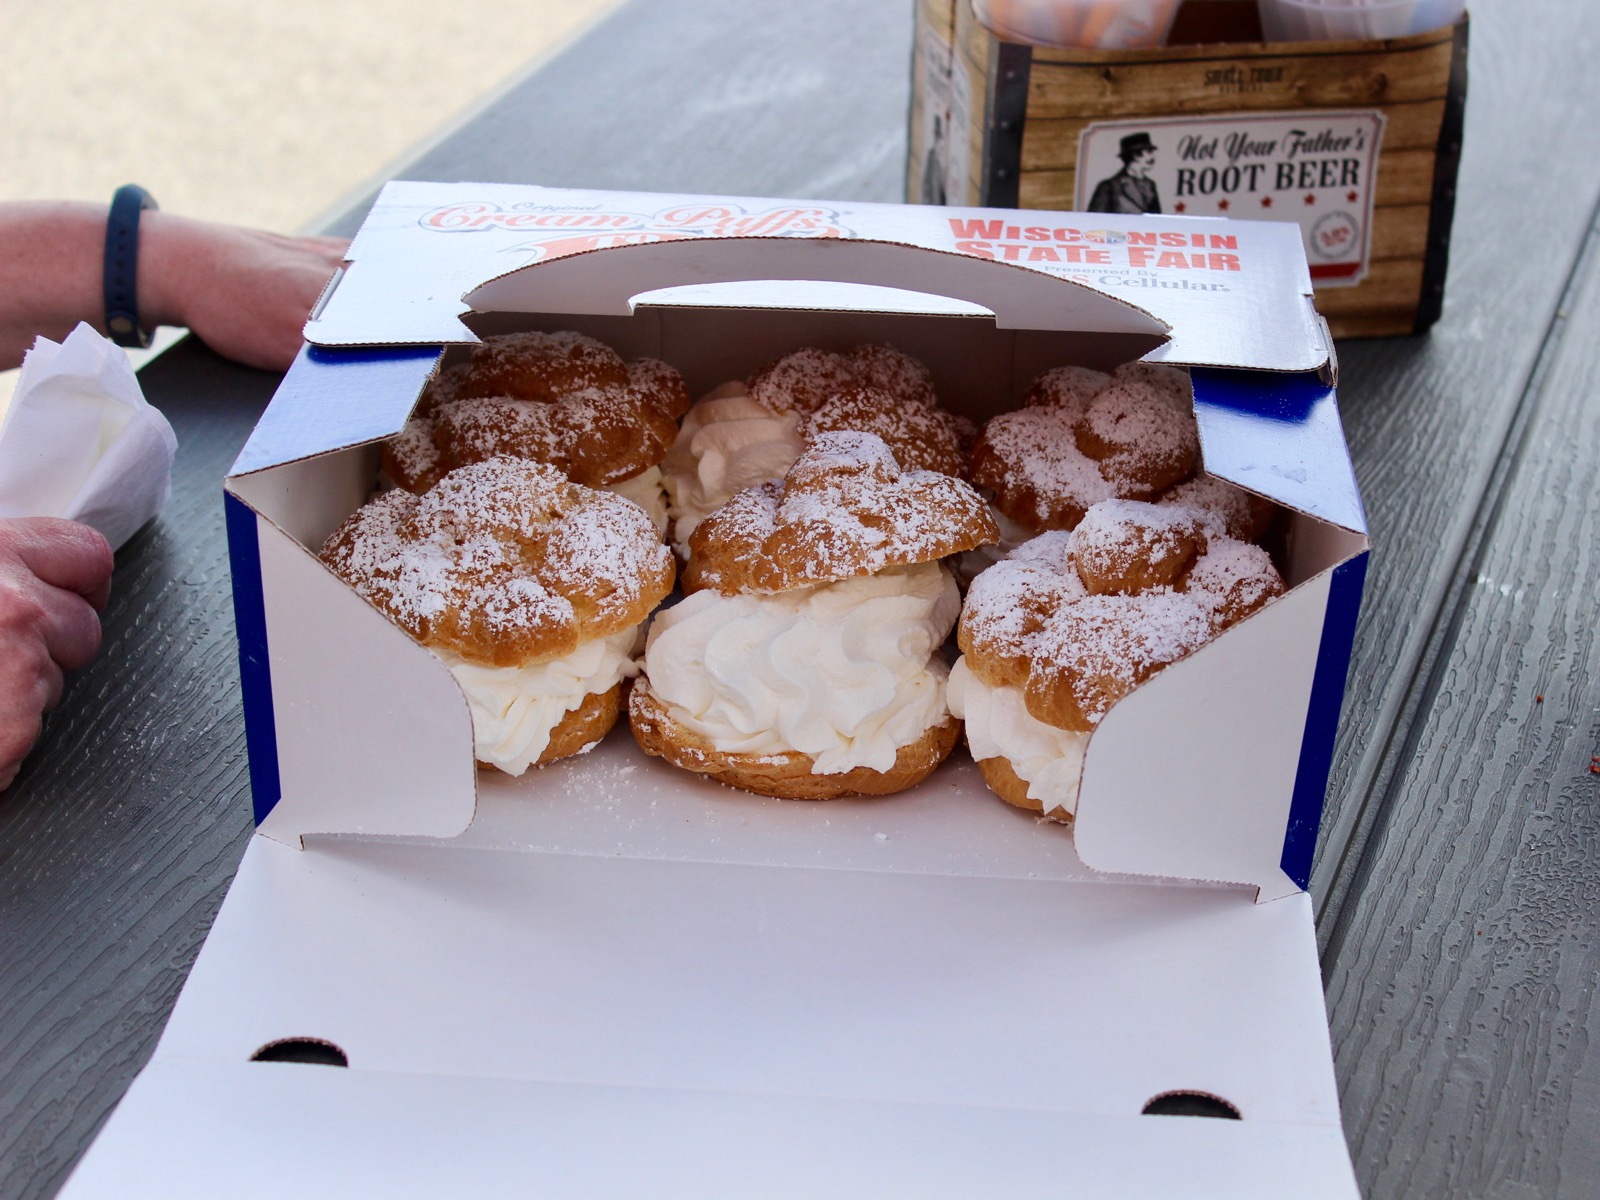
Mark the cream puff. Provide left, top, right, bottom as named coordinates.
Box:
left=633, top=431, right=998, bottom=799
left=322, top=456, right=675, bottom=775
left=381, top=331, right=689, bottom=534
left=662, top=344, right=970, bottom=557
left=948, top=498, right=1285, bottom=821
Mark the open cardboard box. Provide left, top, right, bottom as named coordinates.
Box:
left=62, top=182, right=1369, bottom=1198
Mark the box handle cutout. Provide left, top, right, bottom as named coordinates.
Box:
left=250, top=1037, right=348, bottom=1067
left=462, top=238, right=1169, bottom=338
left=1141, top=1091, right=1241, bottom=1119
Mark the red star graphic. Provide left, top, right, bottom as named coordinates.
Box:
left=1304, top=193, right=1317, bottom=206
left=1217, top=198, right=1230, bottom=212
left=1347, top=190, right=1359, bottom=202
left=1260, top=195, right=1273, bottom=208
left=1174, top=201, right=1187, bottom=214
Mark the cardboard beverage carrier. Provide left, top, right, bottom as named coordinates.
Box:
left=909, top=0, right=1469, bottom=338
left=62, top=181, right=1370, bottom=1198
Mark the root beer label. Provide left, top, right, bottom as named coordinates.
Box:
left=1075, top=111, right=1385, bottom=286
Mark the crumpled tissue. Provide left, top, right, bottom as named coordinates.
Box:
left=0, top=322, right=178, bottom=550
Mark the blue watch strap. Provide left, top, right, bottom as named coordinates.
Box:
left=104, top=184, right=158, bottom=348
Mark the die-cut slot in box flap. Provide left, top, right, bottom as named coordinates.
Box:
left=59, top=182, right=1368, bottom=1198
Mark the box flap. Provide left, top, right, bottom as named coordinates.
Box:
left=306, top=181, right=1327, bottom=373
left=226, top=477, right=479, bottom=846
left=1075, top=569, right=1329, bottom=902
left=1191, top=368, right=1366, bottom=534
left=62, top=798, right=1360, bottom=1196
left=131, top=832, right=1347, bottom=1140
left=231, top=345, right=442, bottom=479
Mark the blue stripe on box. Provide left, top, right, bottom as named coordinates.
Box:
left=1281, top=552, right=1369, bottom=890
left=225, top=491, right=282, bottom=826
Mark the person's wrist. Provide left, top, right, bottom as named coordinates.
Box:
left=132, top=209, right=200, bottom=333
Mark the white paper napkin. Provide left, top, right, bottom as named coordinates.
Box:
left=0, top=322, right=178, bottom=550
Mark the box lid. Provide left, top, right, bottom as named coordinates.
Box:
left=306, top=181, right=1329, bottom=373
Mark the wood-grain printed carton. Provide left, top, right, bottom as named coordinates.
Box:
left=910, top=0, right=1468, bottom=337
left=60, top=181, right=1369, bottom=1199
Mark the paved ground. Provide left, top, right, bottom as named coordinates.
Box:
left=0, top=0, right=618, bottom=412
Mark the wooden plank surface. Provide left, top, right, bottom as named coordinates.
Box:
left=0, top=347, right=272, bottom=1199
left=3, top=1, right=1599, bottom=1198
left=1323, top=208, right=1600, bottom=1199
left=1308, top=0, right=1600, bottom=920
left=1310, top=2, right=1600, bottom=1191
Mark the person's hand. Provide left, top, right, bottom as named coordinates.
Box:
left=0, top=518, right=114, bottom=791
left=141, top=214, right=349, bottom=372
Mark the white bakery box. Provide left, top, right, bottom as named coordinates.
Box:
left=62, top=182, right=1370, bottom=1198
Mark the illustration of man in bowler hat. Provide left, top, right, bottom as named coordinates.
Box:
left=1087, top=132, right=1162, bottom=214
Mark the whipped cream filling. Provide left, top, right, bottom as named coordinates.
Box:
left=644, top=561, right=960, bottom=774
left=606, top=464, right=669, bottom=535
left=946, top=656, right=1088, bottom=816
left=662, top=382, right=804, bottom=554
left=434, top=627, right=642, bottom=776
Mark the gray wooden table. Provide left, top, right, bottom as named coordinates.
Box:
left=3, top=1, right=1597, bottom=1196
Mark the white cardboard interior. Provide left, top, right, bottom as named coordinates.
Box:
left=254, top=511, right=478, bottom=843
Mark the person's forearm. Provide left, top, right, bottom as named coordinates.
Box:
left=1, top=199, right=347, bottom=373
left=0, top=201, right=108, bottom=368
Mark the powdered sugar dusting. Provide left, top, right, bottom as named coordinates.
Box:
left=417, top=363, right=471, bottom=416
left=387, top=331, right=688, bottom=492
left=960, top=534, right=1088, bottom=655
left=958, top=498, right=1284, bottom=728
left=800, top=385, right=964, bottom=476
left=1076, top=381, right=1199, bottom=492
left=1073, top=499, right=1204, bottom=593
left=322, top=457, right=673, bottom=666
left=1024, top=365, right=1109, bottom=410
left=748, top=344, right=938, bottom=415
left=459, top=330, right=631, bottom=398
left=1159, top=474, right=1274, bottom=541
left=1075, top=499, right=1193, bottom=556
left=971, top=360, right=1200, bottom=533
left=382, top=415, right=443, bottom=492
left=973, top=405, right=1117, bottom=527
left=1039, top=592, right=1212, bottom=723
left=1182, top=538, right=1285, bottom=632
left=1114, top=360, right=1193, bottom=409
left=685, top=431, right=998, bottom=595
left=436, top=383, right=637, bottom=480
left=843, top=344, right=939, bottom=407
